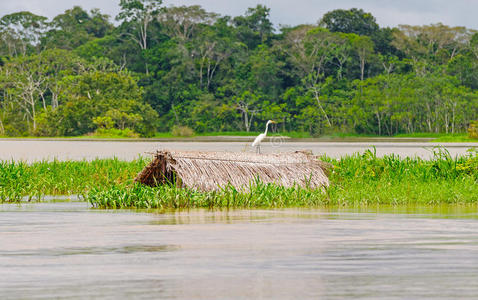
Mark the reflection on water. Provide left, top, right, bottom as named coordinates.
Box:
left=1, top=202, right=478, bottom=299
left=2, top=244, right=178, bottom=257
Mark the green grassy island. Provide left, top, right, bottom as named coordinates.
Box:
left=1, top=149, right=476, bottom=208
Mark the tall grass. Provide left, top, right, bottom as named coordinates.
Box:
left=87, top=182, right=328, bottom=209
left=323, top=148, right=478, bottom=206
left=1, top=148, right=477, bottom=207
left=0, top=158, right=147, bottom=202
left=86, top=148, right=478, bottom=209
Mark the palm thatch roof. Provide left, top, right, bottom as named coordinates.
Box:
left=135, top=150, right=330, bottom=191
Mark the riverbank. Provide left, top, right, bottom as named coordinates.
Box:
left=1, top=149, right=476, bottom=207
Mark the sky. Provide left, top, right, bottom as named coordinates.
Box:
left=0, top=0, right=477, bottom=29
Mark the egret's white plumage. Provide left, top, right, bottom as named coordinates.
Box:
left=252, top=120, right=275, bottom=153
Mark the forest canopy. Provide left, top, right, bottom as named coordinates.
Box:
left=0, top=1, right=477, bottom=137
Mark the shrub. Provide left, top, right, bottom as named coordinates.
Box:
left=171, top=125, right=194, bottom=137
left=468, top=121, right=478, bottom=139
left=92, top=128, right=139, bottom=138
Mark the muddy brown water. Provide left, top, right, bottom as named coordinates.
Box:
left=2, top=202, right=478, bottom=299
left=0, top=139, right=476, bottom=161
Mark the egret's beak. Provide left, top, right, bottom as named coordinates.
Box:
left=271, top=121, right=276, bottom=124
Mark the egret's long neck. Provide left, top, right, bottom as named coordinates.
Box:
left=264, top=122, right=270, bottom=135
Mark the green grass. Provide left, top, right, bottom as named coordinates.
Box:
left=154, top=131, right=312, bottom=138
left=1, top=148, right=476, bottom=208
left=432, top=135, right=477, bottom=142
left=86, top=182, right=329, bottom=209
left=0, top=131, right=310, bottom=139
left=86, top=148, right=478, bottom=209
left=394, top=133, right=478, bottom=142
left=317, top=132, right=381, bottom=139
left=2, top=131, right=476, bottom=141
left=0, top=158, right=147, bottom=202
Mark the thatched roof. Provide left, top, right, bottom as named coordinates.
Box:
left=135, top=150, right=330, bottom=191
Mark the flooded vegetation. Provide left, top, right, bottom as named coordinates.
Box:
left=1, top=148, right=476, bottom=207
left=0, top=158, right=146, bottom=202
left=0, top=147, right=476, bottom=298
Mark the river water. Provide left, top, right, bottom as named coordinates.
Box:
left=0, top=139, right=476, bottom=161
left=2, top=201, right=478, bottom=299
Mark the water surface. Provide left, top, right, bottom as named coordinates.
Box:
left=1, top=202, right=478, bottom=299
left=0, top=140, right=476, bottom=161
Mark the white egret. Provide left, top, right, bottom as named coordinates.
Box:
left=252, top=120, right=276, bottom=153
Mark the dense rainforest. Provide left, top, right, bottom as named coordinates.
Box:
left=0, top=0, right=477, bottom=137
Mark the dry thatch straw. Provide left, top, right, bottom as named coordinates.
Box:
left=135, top=150, right=330, bottom=191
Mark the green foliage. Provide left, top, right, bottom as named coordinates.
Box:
left=87, top=182, right=328, bottom=209
left=469, top=121, right=478, bottom=139
left=83, top=150, right=476, bottom=208
left=42, top=6, right=113, bottom=50
left=0, top=4, right=478, bottom=137
left=0, top=158, right=147, bottom=202
left=1, top=150, right=476, bottom=206
left=320, top=8, right=379, bottom=36
left=0, top=11, right=47, bottom=56
left=233, top=5, right=274, bottom=47
left=36, top=71, right=158, bottom=137
left=171, top=125, right=194, bottom=137
left=92, top=128, right=140, bottom=138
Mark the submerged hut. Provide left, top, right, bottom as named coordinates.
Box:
left=135, top=150, right=330, bottom=191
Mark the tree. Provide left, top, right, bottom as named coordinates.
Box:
left=41, top=71, right=158, bottom=136
left=156, top=5, right=224, bottom=90
left=0, top=54, right=49, bottom=131
left=116, top=0, right=163, bottom=51
left=320, top=8, right=379, bottom=36
left=192, top=28, right=234, bottom=90
left=447, top=54, right=478, bottom=89
left=350, top=34, right=374, bottom=80
left=235, top=91, right=262, bottom=132
left=41, top=49, right=86, bottom=108
left=372, top=27, right=400, bottom=56
left=392, top=24, right=472, bottom=74
left=247, top=45, right=284, bottom=97
left=0, top=50, right=88, bottom=133
left=277, top=26, right=337, bottom=125
left=158, top=5, right=217, bottom=42
left=329, top=33, right=353, bottom=80
left=0, top=11, right=47, bottom=56
left=233, top=5, right=274, bottom=48
left=42, top=7, right=113, bottom=50
left=278, top=26, right=332, bottom=81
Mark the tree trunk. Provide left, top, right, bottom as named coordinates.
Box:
left=313, top=89, right=331, bottom=127
left=376, top=111, right=381, bottom=136
left=52, top=93, right=58, bottom=109
left=199, top=60, right=204, bottom=88
left=31, top=97, right=36, bottom=131
left=444, top=112, right=449, bottom=134
left=452, top=102, right=456, bottom=134
left=244, top=111, right=249, bottom=132
left=360, top=57, right=365, bottom=81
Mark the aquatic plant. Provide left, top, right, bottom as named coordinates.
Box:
left=87, top=181, right=329, bottom=209
left=1, top=149, right=476, bottom=207
left=0, top=158, right=147, bottom=202
left=88, top=148, right=477, bottom=208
